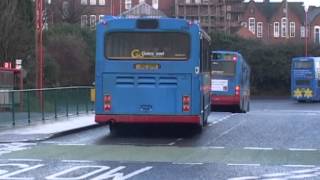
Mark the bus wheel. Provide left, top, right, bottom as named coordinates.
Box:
left=109, top=123, right=121, bottom=135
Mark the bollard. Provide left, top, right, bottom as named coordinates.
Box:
left=11, top=91, right=15, bottom=126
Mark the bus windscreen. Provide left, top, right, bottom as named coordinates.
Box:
left=295, top=61, right=313, bottom=69
left=105, top=32, right=190, bottom=60
left=211, top=61, right=236, bottom=76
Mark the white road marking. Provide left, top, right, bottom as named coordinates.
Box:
left=288, top=148, right=318, bottom=151
left=8, top=159, right=43, bottom=162
left=227, top=163, right=260, bottom=167
left=262, top=172, right=288, bottom=178
left=204, top=146, right=225, bottom=149
left=168, top=138, right=183, bottom=146
left=57, top=143, right=86, bottom=146
left=287, top=174, right=318, bottom=179
left=243, top=147, right=273, bottom=150
left=172, top=162, right=203, bottom=165
left=210, top=114, right=236, bottom=126
left=282, top=165, right=316, bottom=168
left=228, top=176, right=259, bottom=180
left=61, top=160, right=93, bottom=163
left=291, top=168, right=318, bottom=174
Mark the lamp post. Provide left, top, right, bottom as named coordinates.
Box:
left=304, top=5, right=308, bottom=57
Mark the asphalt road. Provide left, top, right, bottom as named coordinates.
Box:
left=0, top=98, right=319, bottom=180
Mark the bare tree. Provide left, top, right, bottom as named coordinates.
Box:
left=48, top=0, right=88, bottom=24
left=0, top=0, right=34, bottom=62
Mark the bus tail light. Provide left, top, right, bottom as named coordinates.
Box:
left=183, top=96, right=190, bottom=112
left=104, top=95, right=112, bottom=111
left=235, top=86, right=240, bottom=96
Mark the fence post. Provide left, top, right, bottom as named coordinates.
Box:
left=54, top=89, right=57, bottom=119
left=27, top=91, right=30, bottom=124
left=76, top=88, right=79, bottom=115
left=86, top=88, right=89, bottom=114
left=66, top=89, right=69, bottom=117
left=41, top=90, right=45, bottom=121
left=11, top=91, right=15, bottom=126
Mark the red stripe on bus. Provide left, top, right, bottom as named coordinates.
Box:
left=95, top=115, right=201, bottom=124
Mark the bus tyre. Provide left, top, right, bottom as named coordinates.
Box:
left=109, top=123, right=120, bottom=135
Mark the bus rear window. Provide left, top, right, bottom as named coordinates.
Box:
left=211, top=61, right=236, bottom=76
left=295, top=61, right=313, bottom=69
left=105, top=32, right=190, bottom=60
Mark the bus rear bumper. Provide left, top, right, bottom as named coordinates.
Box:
left=95, top=115, right=201, bottom=124
left=211, top=95, right=240, bottom=105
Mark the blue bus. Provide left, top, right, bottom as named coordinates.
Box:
left=95, top=17, right=211, bottom=132
left=210, top=51, right=250, bottom=113
left=291, top=57, right=320, bottom=102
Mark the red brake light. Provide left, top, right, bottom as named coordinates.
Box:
left=233, top=56, right=237, bottom=61
left=235, top=86, right=240, bottom=96
left=182, top=96, right=190, bottom=112
left=183, top=96, right=190, bottom=104
left=183, top=105, right=190, bottom=112
left=104, top=104, right=111, bottom=111
left=104, top=95, right=112, bottom=111
left=104, top=95, right=111, bottom=103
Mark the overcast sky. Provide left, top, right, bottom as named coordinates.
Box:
left=245, top=0, right=320, bottom=8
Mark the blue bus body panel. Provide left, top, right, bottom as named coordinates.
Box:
left=291, top=57, right=320, bottom=101
left=95, top=17, right=206, bottom=116
left=102, top=73, right=192, bottom=115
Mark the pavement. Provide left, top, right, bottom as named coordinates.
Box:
left=0, top=114, right=99, bottom=143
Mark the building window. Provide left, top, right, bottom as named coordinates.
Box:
left=248, top=18, right=255, bottom=34
left=152, top=0, right=158, bottom=9
left=274, top=22, right=280, bottom=37
left=98, top=0, right=105, bottom=5
left=202, top=0, right=209, bottom=4
left=90, top=0, right=96, bottom=5
left=226, top=13, right=231, bottom=20
left=81, top=15, right=87, bottom=28
left=241, top=22, right=247, bottom=28
left=99, top=15, right=104, bottom=22
left=314, top=26, right=320, bottom=44
left=281, top=17, right=287, bottom=38
left=90, top=15, right=96, bottom=29
left=186, top=0, right=191, bottom=4
left=125, top=0, right=131, bottom=9
left=227, top=5, right=231, bottom=11
left=81, top=0, right=87, bottom=5
left=257, top=22, right=263, bottom=38
left=301, top=26, right=305, bottom=38
left=195, top=0, right=201, bottom=4
left=62, top=1, right=70, bottom=18
left=139, top=0, right=145, bottom=3
left=290, top=22, right=295, bottom=37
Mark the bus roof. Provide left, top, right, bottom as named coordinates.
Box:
left=292, top=57, right=320, bottom=61
left=98, top=16, right=211, bottom=42
left=211, top=51, right=241, bottom=56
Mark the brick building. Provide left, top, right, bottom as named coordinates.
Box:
left=307, top=7, right=320, bottom=44
left=47, top=0, right=175, bottom=29
left=238, top=0, right=306, bottom=43
left=175, top=0, right=244, bottom=33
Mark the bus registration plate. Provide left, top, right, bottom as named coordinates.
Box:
left=134, top=64, right=160, bottom=70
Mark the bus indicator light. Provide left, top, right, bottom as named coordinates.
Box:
left=104, top=95, right=112, bottom=111
left=235, top=86, right=240, bottom=96
left=183, top=96, right=190, bottom=112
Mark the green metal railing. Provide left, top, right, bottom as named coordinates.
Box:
left=0, top=86, right=94, bottom=127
